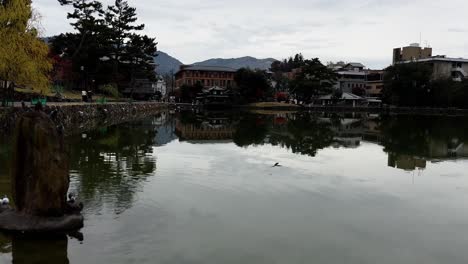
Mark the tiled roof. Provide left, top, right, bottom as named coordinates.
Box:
left=178, top=65, right=237, bottom=73
left=318, top=92, right=364, bottom=100
left=346, top=62, right=366, bottom=68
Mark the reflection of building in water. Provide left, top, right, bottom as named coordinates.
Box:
left=320, top=116, right=365, bottom=148
left=429, top=139, right=468, bottom=159
left=387, top=138, right=468, bottom=171
left=176, top=118, right=236, bottom=142
left=388, top=153, right=427, bottom=171
left=154, top=112, right=178, bottom=146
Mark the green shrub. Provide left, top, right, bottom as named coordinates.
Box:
left=51, top=84, right=64, bottom=95
left=98, top=84, right=120, bottom=98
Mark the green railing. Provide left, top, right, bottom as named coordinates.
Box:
left=97, top=97, right=107, bottom=104
left=31, top=98, right=47, bottom=106
left=1, top=100, right=13, bottom=107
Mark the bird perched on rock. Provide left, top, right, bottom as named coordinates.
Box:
left=0, top=195, right=10, bottom=213
left=66, top=192, right=84, bottom=215
left=68, top=192, right=76, bottom=203
left=2, top=195, right=9, bottom=205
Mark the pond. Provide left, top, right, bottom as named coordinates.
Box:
left=1, top=110, right=468, bottom=263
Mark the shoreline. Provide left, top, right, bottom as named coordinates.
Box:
left=237, top=104, right=468, bottom=116
left=0, top=102, right=168, bottom=136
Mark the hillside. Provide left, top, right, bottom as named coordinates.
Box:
left=155, top=51, right=183, bottom=75
left=155, top=53, right=278, bottom=75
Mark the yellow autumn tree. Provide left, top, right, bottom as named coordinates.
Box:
left=0, top=0, right=51, bottom=95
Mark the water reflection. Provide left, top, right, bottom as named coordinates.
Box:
left=68, top=112, right=176, bottom=214
left=1, top=111, right=468, bottom=263
left=0, top=232, right=82, bottom=264
left=176, top=111, right=468, bottom=171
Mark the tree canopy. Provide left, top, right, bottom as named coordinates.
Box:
left=0, top=0, right=52, bottom=93
left=270, top=53, right=305, bottom=73
left=234, top=68, right=272, bottom=103
left=52, top=0, right=157, bottom=93
left=290, top=58, right=337, bottom=102
left=383, top=63, right=468, bottom=108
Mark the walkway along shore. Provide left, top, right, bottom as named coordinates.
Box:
left=0, top=102, right=168, bottom=135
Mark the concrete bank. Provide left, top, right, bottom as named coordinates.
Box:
left=0, top=102, right=168, bottom=136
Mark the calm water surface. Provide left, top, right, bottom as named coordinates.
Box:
left=1, top=111, right=468, bottom=263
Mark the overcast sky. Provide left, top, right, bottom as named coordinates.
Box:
left=33, top=0, right=468, bottom=69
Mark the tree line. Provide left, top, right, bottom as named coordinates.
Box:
left=0, top=0, right=157, bottom=101
left=383, top=63, right=468, bottom=108
left=270, top=54, right=338, bottom=103
left=51, top=0, right=157, bottom=96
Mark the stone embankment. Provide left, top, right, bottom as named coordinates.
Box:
left=0, top=102, right=168, bottom=136
left=243, top=103, right=468, bottom=115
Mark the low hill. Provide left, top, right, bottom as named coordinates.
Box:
left=155, top=51, right=183, bottom=75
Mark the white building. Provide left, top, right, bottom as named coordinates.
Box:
left=331, top=63, right=367, bottom=93
left=156, top=78, right=167, bottom=98
left=396, top=56, right=468, bottom=82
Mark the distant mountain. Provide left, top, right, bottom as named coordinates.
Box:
left=155, top=53, right=278, bottom=75
left=193, top=56, right=277, bottom=70
left=155, top=51, right=183, bottom=75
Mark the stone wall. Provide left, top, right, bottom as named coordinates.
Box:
left=0, top=103, right=168, bottom=136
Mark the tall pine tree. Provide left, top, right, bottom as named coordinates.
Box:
left=53, top=0, right=157, bottom=93
left=104, top=0, right=156, bottom=88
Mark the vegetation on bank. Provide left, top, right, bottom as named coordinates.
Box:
left=0, top=0, right=157, bottom=104
left=270, top=54, right=339, bottom=102
left=383, top=63, right=468, bottom=108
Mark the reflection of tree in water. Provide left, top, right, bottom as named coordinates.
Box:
left=68, top=117, right=160, bottom=215
left=270, top=113, right=335, bottom=157
left=233, top=114, right=270, bottom=147
left=380, top=115, right=468, bottom=158
left=231, top=113, right=335, bottom=157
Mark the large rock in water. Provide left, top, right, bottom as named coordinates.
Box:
left=12, top=111, right=69, bottom=217
left=0, top=111, right=83, bottom=233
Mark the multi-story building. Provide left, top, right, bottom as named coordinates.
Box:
left=332, top=63, right=367, bottom=93
left=365, top=70, right=384, bottom=97
left=175, top=65, right=236, bottom=89
left=393, top=43, right=432, bottom=64
left=393, top=43, right=468, bottom=81
left=395, top=55, right=468, bottom=82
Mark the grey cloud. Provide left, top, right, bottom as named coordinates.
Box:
left=448, top=28, right=468, bottom=33
left=32, top=0, right=468, bottom=70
